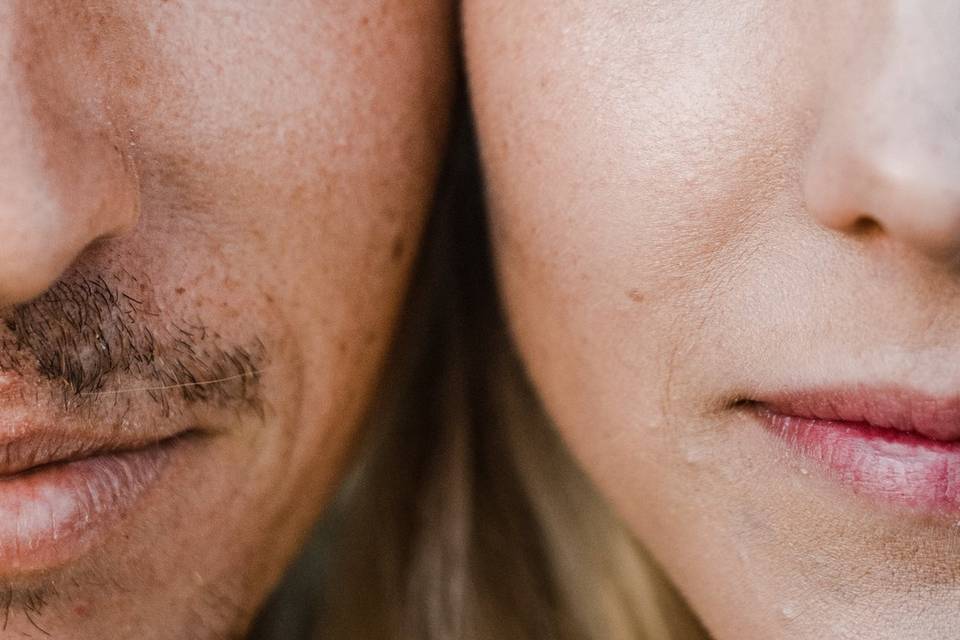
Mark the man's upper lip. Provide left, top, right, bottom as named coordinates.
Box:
left=0, top=426, right=178, bottom=476
left=0, top=374, right=190, bottom=476
left=754, top=386, right=960, bottom=442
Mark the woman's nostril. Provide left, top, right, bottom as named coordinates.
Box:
left=850, top=215, right=883, bottom=236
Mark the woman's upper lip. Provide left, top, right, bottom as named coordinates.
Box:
left=753, top=386, right=960, bottom=442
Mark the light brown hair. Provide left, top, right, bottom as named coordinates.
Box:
left=250, top=98, right=710, bottom=640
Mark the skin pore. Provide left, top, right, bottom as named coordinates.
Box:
left=0, top=1, right=451, bottom=639
left=465, top=2, right=960, bottom=639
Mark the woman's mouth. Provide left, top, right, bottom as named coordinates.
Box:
left=746, top=387, right=960, bottom=514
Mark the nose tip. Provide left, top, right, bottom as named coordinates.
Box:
left=805, top=143, right=960, bottom=261
left=0, top=78, right=139, bottom=309
left=1, top=198, right=70, bottom=305
left=801, top=2, right=960, bottom=264
left=0, top=126, right=140, bottom=306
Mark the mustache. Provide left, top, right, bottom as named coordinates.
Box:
left=0, top=273, right=265, bottom=413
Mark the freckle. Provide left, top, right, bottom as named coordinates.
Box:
left=627, top=289, right=645, bottom=303
left=391, top=234, right=406, bottom=263
left=291, top=185, right=307, bottom=203
left=175, top=287, right=186, bottom=295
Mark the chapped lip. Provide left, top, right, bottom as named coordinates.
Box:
left=0, top=427, right=190, bottom=477
left=0, top=372, right=198, bottom=573
left=0, top=372, right=193, bottom=475
left=751, top=385, right=960, bottom=442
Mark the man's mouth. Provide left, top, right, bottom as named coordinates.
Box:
left=0, top=269, right=266, bottom=578
left=0, top=374, right=196, bottom=574
left=743, top=386, right=960, bottom=514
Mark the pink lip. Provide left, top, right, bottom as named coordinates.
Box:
left=752, top=387, right=960, bottom=513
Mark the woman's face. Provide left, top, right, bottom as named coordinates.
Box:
left=466, top=2, right=960, bottom=639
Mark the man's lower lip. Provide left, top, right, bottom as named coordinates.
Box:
left=754, top=407, right=960, bottom=513
left=0, top=441, right=176, bottom=574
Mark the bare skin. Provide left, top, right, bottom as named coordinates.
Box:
left=466, top=2, right=960, bottom=639
left=0, top=2, right=452, bottom=638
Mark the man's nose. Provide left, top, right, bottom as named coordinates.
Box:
left=0, top=13, right=138, bottom=307
left=803, top=2, right=960, bottom=262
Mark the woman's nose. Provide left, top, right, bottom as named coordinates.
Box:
left=0, top=13, right=139, bottom=307
left=803, top=2, right=960, bottom=262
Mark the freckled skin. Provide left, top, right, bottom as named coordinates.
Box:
left=0, top=1, right=452, bottom=638
left=465, top=2, right=960, bottom=639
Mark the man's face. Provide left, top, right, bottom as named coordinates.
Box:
left=0, top=2, right=451, bottom=638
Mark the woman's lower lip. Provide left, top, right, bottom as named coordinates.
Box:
left=755, top=407, right=960, bottom=514
left=0, top=442, right=174, bottom=574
